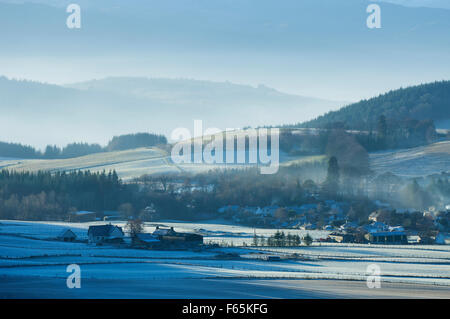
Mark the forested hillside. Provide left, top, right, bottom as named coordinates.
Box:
left=106, top=133, right=167, bottom=152
left=299, top=81, right=450, bottom=130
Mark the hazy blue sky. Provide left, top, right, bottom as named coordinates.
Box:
left=0, top=0, right=449, bottom=148
left=0, top=0, right=449, bottom=101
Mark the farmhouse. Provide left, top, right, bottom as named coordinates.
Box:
left=88, top=224, right=124, bottom=244
left=363, top=221, right=388, bottom=233
left=57, top=228, right=77, bottom=242
left=407, top=234, right=422, bottom=244
left=152, top=226, right=203, bottom=246
left=328, top=232, right=355, bottom=243
left=340, top=221, right=359, bottom=231
left=365, top=231, right=407, bottom=244
left=328, top=231, right=355, bottom=243
left=134, top=233, right=161, bottom=248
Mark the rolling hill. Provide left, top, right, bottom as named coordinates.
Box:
left=1, top=0, right=450, bottom=102
left=0, top=76, right=341, bottom=148
left=299, top=81, right=450, bottom=130
left=369, top=141, right=450, bottom=177
left=1, top=139, right=448, bottom=180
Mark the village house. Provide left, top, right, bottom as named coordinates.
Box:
left=340, top=221, right=359, bottom=231
left=365, top=231, right=407, bottom=244
left=56, top=228, right=77, bottom=242
left=363, top=221, right=389, bottom=233
left=152, top=226, right=203, bottom=247
left=328, top=231, right=355, bottom=243
left=88, top=224, right=124, bottom=244
left=407, top=234, right=422, bottom=244
left=134, top=233, right=161, bottom=248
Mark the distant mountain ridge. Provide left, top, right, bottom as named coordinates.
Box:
left=0, top=76, right=341, bottom=148
left=66, top=77, right=339, bottom=109
left=1, top=0, right=450, bottom=101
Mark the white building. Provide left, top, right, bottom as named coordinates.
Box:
left=88, top=224, right=124, bottom=244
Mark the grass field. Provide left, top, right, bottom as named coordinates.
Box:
left=0, top=146, right=324, bottom=180
left=0, top=220, right=449, bottom=297
left=0, top=140, right=448, bottom=180
left=369, top=141, right=450, bottom=177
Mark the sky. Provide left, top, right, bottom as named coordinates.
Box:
left=0, top=0, right=448, bottom=101
left=0, top=0, right=449, bottom=148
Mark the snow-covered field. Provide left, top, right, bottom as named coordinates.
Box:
left=0, top=148, right=178, bottom=181
left=370, top=141, right=450, bottom=177
left=0, top=220, right=449, bottom=299
left=1, top=140, right=448, bottom=181
left=0, top=146, right=320, bottom=180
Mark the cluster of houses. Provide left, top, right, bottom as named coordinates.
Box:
left=134, top=226, right=203, bottom=248
left=55, top=224, right=203, bottom=248
left=56, top=224, right=126, bottom=243
left=326, top=216, right=450, bottom=245
left=218, top=200, right=349, bottom=229
left=62, top=199, right=450, bottom=246
left=218, top=200, right=450, bottom=245
left=327, top=221, right=409, bottom=244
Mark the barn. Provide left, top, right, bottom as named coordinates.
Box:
left=88, top=224, right=124, bottom=244
left=365, top=231, right=407, bottom=244
left=57, top=229, right=77, bottom=242
left=152, top=226, right=203, bottom=247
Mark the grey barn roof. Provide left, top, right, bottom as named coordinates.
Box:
left=57, top=228, right=77, bottom=238
left=88, top=225, right=123, bottom=237
left=136, top=233, right=160, bottom=243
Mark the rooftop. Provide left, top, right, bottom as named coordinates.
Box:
left=88, top=224, right=123, bottom=237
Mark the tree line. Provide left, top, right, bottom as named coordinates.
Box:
left=0, top=133, right=167, bottom=159
left=0, top=170, right=126, bottom=220
left=252, top=231, right=313, bottom=247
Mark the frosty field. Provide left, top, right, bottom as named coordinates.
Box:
left=1, top=140, right=448, bottom=181
left=0, top=220, right=449, bottom=298
left=0, top=146, right=321, bottom=181
left=369, top=141, right=450, bottom=178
